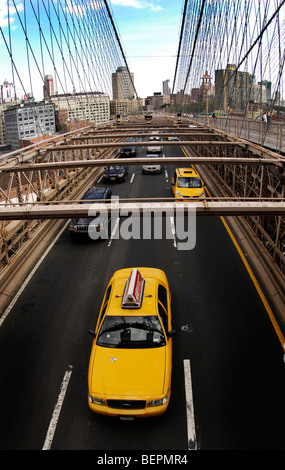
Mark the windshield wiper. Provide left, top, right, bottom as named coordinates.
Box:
left=98, top=322, right=164, bottom=338
left=130, top=322, right=164, bottom=336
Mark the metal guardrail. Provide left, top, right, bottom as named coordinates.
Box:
left=195, top=115, right=285, bottom=153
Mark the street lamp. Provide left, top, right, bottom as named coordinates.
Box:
left=202, top=71, right=212, bottom=126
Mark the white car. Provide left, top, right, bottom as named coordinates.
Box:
left=147, top=145, right=162, bottom=153
left=142, top=154, right=163, bottom=174
left=147, top=136, right=162, bottom=153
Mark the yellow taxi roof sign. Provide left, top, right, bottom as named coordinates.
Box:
left=122, top=268, right=145, bottom=309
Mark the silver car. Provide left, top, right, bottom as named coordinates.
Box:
left=147, top=136, right=162, bottom=153
left=142, top=154, right=163, bottom=174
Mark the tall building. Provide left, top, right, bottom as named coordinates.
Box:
left=112, top=67, right=135, bottom=100
left=215, top=64, right=249, bottom=112
left=163, top=80, right=170, bottom=96
left=250, top=84, right=267, bottom=104
left=50, top=92, right=110, bottom=128
left=110, top=98, right=142, bottom=118
left=258, top=80, right=272, bottom=103
left=4, top=102, right=56, bottom=150
left=0, top=80, right=13, bottom=104
left=0, top=99, right=22, bottom=145
left=43, top=75, right=56, bottom=99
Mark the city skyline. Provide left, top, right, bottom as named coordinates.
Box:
left=0, top=0, right=182, bottom=100
left=1, top=1, right=283, bottom=102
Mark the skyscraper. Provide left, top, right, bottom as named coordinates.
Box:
left=163, top=80, right=170, bottom=96
left=215, top=64, right=249, bottom=112
left=112, top=67, right=135, bottom=100
left=43, top=75, right=56, bottom=99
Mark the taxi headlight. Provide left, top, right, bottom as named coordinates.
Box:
left=199, top=191, right=205, bottom=197
left=147, top=390, right=170, bottom=407
left=88, top=394, right=106, bottom=405
left=176, top=190, right=183, bottom=197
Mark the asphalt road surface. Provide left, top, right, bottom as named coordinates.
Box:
left=0, top=138, right=284, bottom=451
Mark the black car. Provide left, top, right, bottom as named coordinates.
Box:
left=69, top=187, right=112, bottom=240
left=103, top=165, right=128, bottom=182
left=119, top=139, right=137, bottom=157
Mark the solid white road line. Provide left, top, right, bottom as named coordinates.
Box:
left=42, top=365, right=73, bottom=450
left=183, top=359, right=197, bottom=450
left=169, top=216, right=177, bottom=248
left=0, top=221, right=70, bottom=327
left=130, top=173, right=135, bottom=183
left=108, top=217, right=120, bottom=246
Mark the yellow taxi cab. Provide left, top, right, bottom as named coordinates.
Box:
left=88, top=267, right=175, bottom=418
left=171, top=167, right=205, bottom=199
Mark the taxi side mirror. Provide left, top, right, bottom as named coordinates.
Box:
left=88, top=329, right=96, bottom=338
left=168, top=329, right=176, bottom=337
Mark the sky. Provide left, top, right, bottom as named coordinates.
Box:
left=0, top=1, right=284, bottom=102
left=0, top=0, right=184, bottom=100
left=107, top=0, right=184, bottom=97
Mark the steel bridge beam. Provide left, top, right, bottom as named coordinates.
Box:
left=41, top=141, right=246, bottom=151
left=1, top=156, right=284, bottom=172
left=0, top=200, right=284, bottom=220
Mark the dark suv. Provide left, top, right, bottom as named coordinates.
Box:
left=69, top=187, right=112, bottom=240
left=104, top=165, right=128, bottom=182
left=119, top=139, right=137, bottom=157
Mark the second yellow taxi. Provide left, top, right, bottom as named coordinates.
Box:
left=171, top=167, right=205, bottom=199
left=88, top=267, right=175, bottom=418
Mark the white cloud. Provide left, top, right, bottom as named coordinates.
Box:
left=0, top=0, right=23, bottom=28
left=64, top=0, right=86, bottom=17
left=89, top=0, right=104, bottom=11
left=110, top=0, right=162, bottom=11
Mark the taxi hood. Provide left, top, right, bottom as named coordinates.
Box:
left=178, top=187, right=202, bottom=197
left=89, top=346, right=166, bottom=397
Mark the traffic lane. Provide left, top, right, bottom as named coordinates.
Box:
left=97, top=156, right=174, bottom=202
left=98, top=142, right=183, bottom=202
left=169, top=216, right=285, bottom=449
left=50, top=236, right=191, bottom=450
left=50, top=155, right=191, bottom=450
left=49, top=215, right=285, bottom=450
left=45, top=218, right=284, bottom=450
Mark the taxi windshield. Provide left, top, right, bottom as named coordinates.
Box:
left=177, top=176, right=202, bottom=188
left=96, top=315, right=166, bottom=348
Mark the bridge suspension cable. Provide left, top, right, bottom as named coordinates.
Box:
left=0, top=0, right=136, bottom=119
left=173, top=0, right=285, bottom=117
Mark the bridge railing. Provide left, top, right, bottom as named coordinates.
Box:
left=194, top=115, right=285, bottom=154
